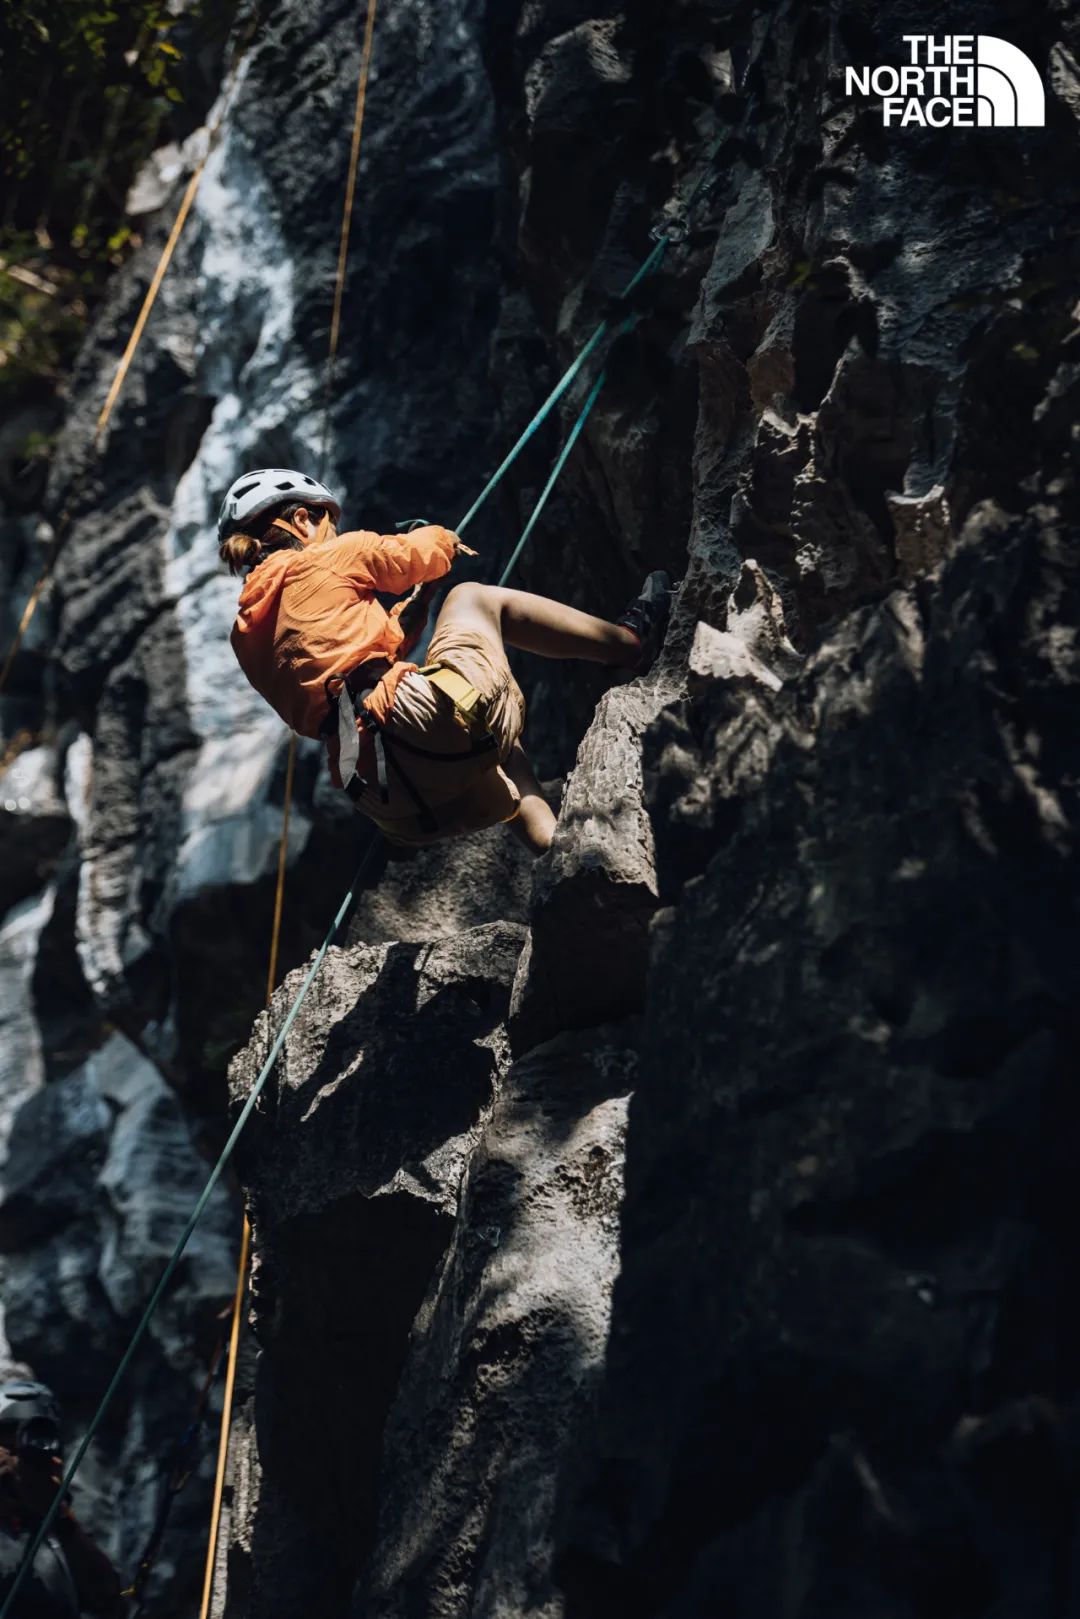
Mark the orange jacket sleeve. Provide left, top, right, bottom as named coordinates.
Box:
left=328, top=526, right=457, bottom=595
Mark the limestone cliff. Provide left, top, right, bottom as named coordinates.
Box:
left=2, top=1, right=1079, bottom=1616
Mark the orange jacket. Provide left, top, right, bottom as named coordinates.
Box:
left=230, top=525, right=457, bottom=739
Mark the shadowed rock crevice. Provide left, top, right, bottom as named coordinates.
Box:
left=560, top=496, right=1080, bottom=1618
left=246, top=1191, right=454, bottom=1615
left=360, top=1025, right=638, bottom=1619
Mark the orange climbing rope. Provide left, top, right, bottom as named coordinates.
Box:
left=1, top=23, right=262, bottom=1614
left=265, top=734, right=297, bottom=1004
left=196, top=1216, right=250, bottom=1619
left=196, top=732, right=295, bottom=1616
left=320, top=0, right=380, bottom=468
left=331, top=0, right=379, bottom=365
left=95, top=2, right=265, bottom=449
left=0, top=569, right=54, bottom=698
left=198, top=5, right=379, bottom=1609
left=94, top=162, right=209, bottom=447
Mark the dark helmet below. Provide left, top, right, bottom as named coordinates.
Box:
left=0, top=1380, right=61, bottom=1456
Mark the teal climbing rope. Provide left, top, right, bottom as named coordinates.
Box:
left=497, top=364, right=609, bottom=587
left=495, top=296, right=654, bottom=588
left=456, top=235, right=669, bottom=538
left=463, top=132, right=726, bottom=564
left=0, top=129, right=726, bottom=1619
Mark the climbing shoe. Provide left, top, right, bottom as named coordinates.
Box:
left=617, top=570, right=673, bottom=672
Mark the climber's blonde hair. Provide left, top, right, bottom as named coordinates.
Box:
left=218, top=503, right=335, bottom=576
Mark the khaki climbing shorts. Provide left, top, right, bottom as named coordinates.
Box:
left=424, top=622, right=526, bottom=761
left=349, top=628, right=527, bottom=846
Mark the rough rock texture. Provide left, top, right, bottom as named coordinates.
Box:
left=4, top=0, right=1080, bottom=1615
left=0, top=0, right=508, bottom=1607
left=509, top=683, right=671, bottom=1055
left=565, top=494, right=1080, bottom=1619
left=362, top=1024, right=637, bottom=1619
left=224, top=922, right=525, bottom=1617
left=348, top=1, right=1079, bottom=1614
left=0, top=1000, right=235, bottom=1607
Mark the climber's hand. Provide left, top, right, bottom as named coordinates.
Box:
left=16, top=1450, right=64, bottom=1520
left=0, top=1445, right=21, bottom=1503
left=399, top=518, right=476, bottom=558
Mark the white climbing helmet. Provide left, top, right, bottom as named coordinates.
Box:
left=217, top=468, right=341, bottom=544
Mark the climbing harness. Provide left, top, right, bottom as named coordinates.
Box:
left=324, top=659, right=499, bottom=839
left=0, top=38, right=731, bottom=1616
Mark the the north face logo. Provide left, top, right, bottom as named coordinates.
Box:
left=846, top=35, right=1046, bottom=127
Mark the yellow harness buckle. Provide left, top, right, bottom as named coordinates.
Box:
left=420, top=664, right=487, bottom=729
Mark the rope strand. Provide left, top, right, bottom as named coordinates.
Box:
left=196, top=1215, right=251, bottom=1619
left=319, top=0, right=380, bottom=477
left=456, top=238, right=669, bottom=539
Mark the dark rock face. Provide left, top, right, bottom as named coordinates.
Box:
left=570, top=499, right=1080, bottom=1618
left=4, top=0, right=1080, bottom=1615
left=0, top=1027, right=235, bottom=1611
left=336, top=2, right=1079, bottom=1615
left=509, top=682, right=672, bottom=1055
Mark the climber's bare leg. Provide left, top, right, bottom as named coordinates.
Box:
left=434, top=581, right=639, bottom=666
left=431, top=582, right=631, bottom=856
left=503, top=744, right=556, bottom=855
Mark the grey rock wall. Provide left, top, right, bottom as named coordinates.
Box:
left=0, top=0, right=509, bottom=1609
left=3, top=0, right=1079, bottom=1616
left=225, top=922, right=526, bottom=1616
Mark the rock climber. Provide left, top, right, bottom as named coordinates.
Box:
left=218, top=468, right=670, bottom=854
left=0, top=1379, right=125, bottom=1618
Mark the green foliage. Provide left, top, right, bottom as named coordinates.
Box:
left=0, top=0, right=235, bottom=415
left=0, top=1, right=192, bottom=220
left=0, top=234, right=87, bottom=398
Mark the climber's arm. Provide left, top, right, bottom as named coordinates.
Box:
left=332, top=526, right=459, bottom=595
left=54, top=1507, right=126, bottom=1617
left=5, top=1449, right=126, bottom=1617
